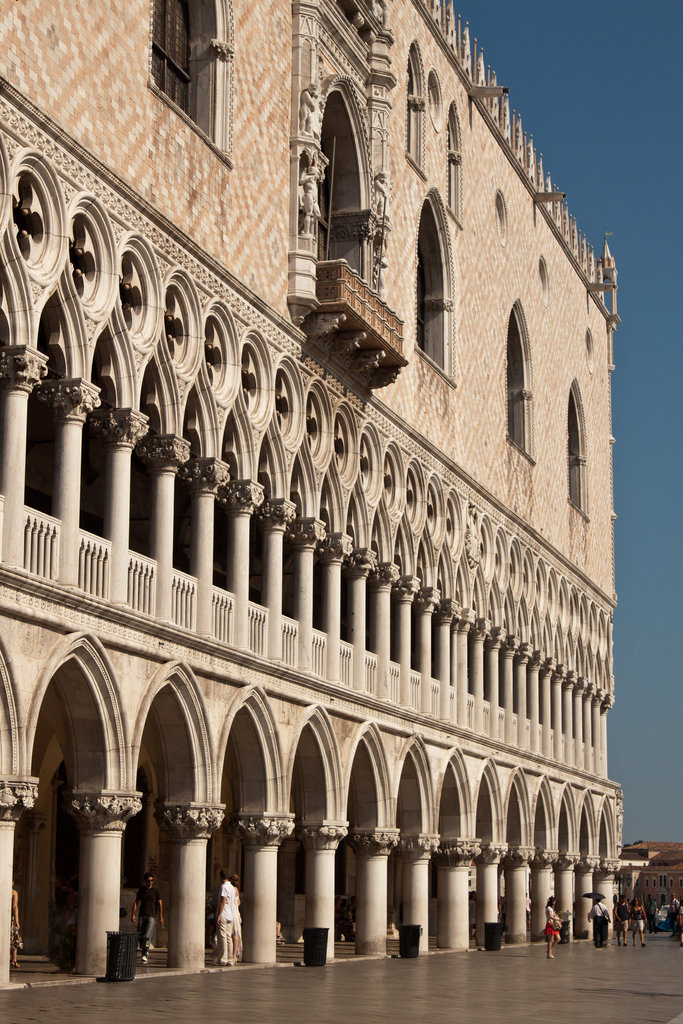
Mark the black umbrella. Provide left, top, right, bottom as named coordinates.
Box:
left=582, top=891, right=606, bottom=900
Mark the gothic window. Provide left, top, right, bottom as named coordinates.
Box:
left=152, top=0, right=191, bottom=113
left=415, top=195, right=452, bottom=373
left=407, top=44, right=425, bottom=168
left=568, top=381, right=587, bottom=511
left=447, top=102, right=462, bottom=220
left=506, top=305, right=532, bottom=454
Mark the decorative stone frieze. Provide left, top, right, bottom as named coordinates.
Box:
left=89, top=407, right=149, bottom=448
left=348, top=829, right=400, bottom=856
left=0, top=347, right=47, bottom=393
left=38, top=378, right=100, bottom=421
left=135, top=433, right=191, bottom=470
left=298, top=823, right=348, bottom=851
left=0, top=778, right=38, bottom=823
left=231, top=814, right=295, bottom=847
left=67, top=791, right=142, bottom=832
left=155, top=802, right=225, bottom=840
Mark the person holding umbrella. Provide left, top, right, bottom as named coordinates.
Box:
left=586, top=892, right=610, bottom=948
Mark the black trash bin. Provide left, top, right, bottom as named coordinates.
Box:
left=398, top=923, right=421, bottom=958
left=484, top=921, right=503, bottom=951
left=105, top=930, right=137, bottom=981
left=559, top=920, right=570, bottom=945
left=303, top=927, right=328, bottom=966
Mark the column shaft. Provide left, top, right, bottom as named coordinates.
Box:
left=528, top=654, right=542, bottom=754
left=0, top=822, right=15, bottom=986
left=243, top=845, right=279, bottom=963
left=552, top=675, right=563, bottom=761
left=168, top=838, right=208, bottom=968
left=562, top=680, right=574, bottom=764
left=227, top=510, right=251, bottom=648
left=0, top=387, right=30, bottom=566
left=475, top=860, right=500, bottom=947
left=355, top=852, right=389, bottom=955
left=540, top=666, right=553, bottom=758
left=401, top=855, right=430, bottom=953
left=530, top=861, right=554, bottom=941
left=501, top=644, right=517, bottom=745
left=504, top=863, right=528, bottom=944
left=582, top=688, right=593, bottom=773
left=76, top=829, right=125, bottom=975
left=436, top=864, right=470, bottom=949
left=574, top=864, right=593, bottom=939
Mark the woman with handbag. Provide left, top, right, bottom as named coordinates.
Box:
left=544, top=896, right=561, bottom=959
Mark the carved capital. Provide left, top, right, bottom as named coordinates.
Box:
left=435, top=839, right=481, bottom=867
left=577, top=856, right=601, bottom=873
left=299, top=823, right=348, bottom=851
left=38, top=378, right=100, bottom=422
left=370, top=561, right=400, bottom=591
left=529, top=649, right=544, bottom=670
left=289, top=516, right=326, bottom=549
left=503, top=634, right=520, bottom=658
left=0, top=347, right=47, bottom=393
left=393, top=574, right=420, bottom=602
left=486, top=625, right=506, bottom=651
left=555, top=853, right=580, bottom=872
left=565, top=669, right=578, bottom=690
left=218, top=479, right=264, bottom=514
left=345, top=547, right=377, bottom=578
left=597, top=858, right=620, bottom=876
left=456, top=608, right=476, bottom=634
left=471, top=616, right=491, bottom=641
left=573, top=676, right=586, bottom=697
left=503, top=845, right=535, bottom=868
left=543, top=656, right=557, bottom=675
left=515, top=641, right=533, bottom=665
left=211, top=37, right=233, bottom=61
left=179, top=457, right=231, bottom=495
left=232, top=814, right=295, bottom=847
left=601, top=692, right=615, bottom=712
left=136, top=433, right=191, bottom=471
left=155, top=802, right=225, bottom=840
left=257, top=498, right=297, bottom=532
left=416, top=587, right=440, bottom=615
left=400, top=833, right=440, bottom=861
left=348, top=828, right=400, bottom=857
left=90, top=408, right=149, bottom=449
left=0, top=778, right=39, bottom=823
left=436, top=598, right=459, bottom=626
left=531, top=848, right=558, bottom=870
left=68, top=791, right=142, bottom=832
left=476, top=842, right=507, bottom=866
left=318, top=532, right=353, bottom=564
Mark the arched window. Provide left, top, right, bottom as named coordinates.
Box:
left=151, top=0, right=234, bottom=154
left=407, top=44, right=425, bottom=168
left=568, top=381, right=587, bottom=511
left=506, top=304, right=532, bottom=454
left=447, top=102, right=462, bottom=220
left=416, top=195, right=452, bottom=373
left=320, top=90, right=364, bottom=276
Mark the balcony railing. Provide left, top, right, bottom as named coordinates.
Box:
left=248, top=602, right=267, bottom=656
left=339, top=641, right=353, bottom=686
left=365, top=652, right=377, bottom=694
left=171, top=570, right=196, bottom=631
left=409, top=670, right=421, bottom=710
left=389, top=662, right=400, bottom=703
left=212, top=587, right=234, bottom=644
left=128, top=555, right=156, bottom=616
left=281, top=616, right=298, bottom=667
left=312, top=630, right=327, bottom=678
left=23, top=508, right=59, bottom=581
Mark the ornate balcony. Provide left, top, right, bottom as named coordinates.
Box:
left=302, top=260, right=406, bottom=389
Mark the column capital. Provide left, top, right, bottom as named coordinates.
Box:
left=179, top=456, right=231, bottom=495
left=348, top=828, right=400, bottom=856
left=515, top=641, right=533, bottom=665
left=436, top=598, right=459, bottom=625
left=67, top=790, right=142, bottom=832
left=288, top=516, right=326, bottom=549
left=136, top=432, right=191, bottom=471
left=393, top=574, right=420, bottom=602
left=369, top=561, right=400, bottom=591
left=555, top=853, right=580, bottom=872
left=486, top=625, right=506, bottom=651
left=476, top=842, right=507, bottom=865
left=89, top=407, right=149, bottom=449
left=257, top=498, right=297, bottom=532
left=577, top=855, right=601, bottom=873
left=435, top=839, right=481, bottom=867
left=601, top=692, right=615, bottom=712
left=38, top=377, right=101, bottom=422
left=565, top=669, right=578, bottom=689
left=0, top=346, right=47, bottom=393
left=218, top=478, right=264, bottom=514
left=0, top=778, right=39, bottom=823
left=503, top=633, right=520, bottom=658
left=298, top=822, right=348, bottom=851
left=529, top=649, right=545, bottom=670
left=231, top=813, right=295, bottom=847
left=471, top=616, right=491, bottom=641
left=456, top=607, right=476, bottom=633
left=318, top=532, right=353, bottom=564
left=155, top=801, right=225, bottom=840
left=345, top=546, right=377, bottom=578
left=503, top=845, right=535, bottom=868
left=416, top=587, right=440, bottom=615
left=598, top=858, right=620, bottom=875
left=531, top=848, right=558, bottom=869
left=574, top=676, right=587, bottom=696
left=543, top=656, right=557, bottom=675
left=400, top=833, right=440, bottom=861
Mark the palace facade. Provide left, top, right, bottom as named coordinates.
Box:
left=0, top=0, right=621, bottom=981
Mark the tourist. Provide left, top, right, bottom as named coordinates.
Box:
left=544, top=896, right=561, bottom=959
left=669, top=894, right=680, bottom=939
left=228, top=873, right=242, bottom=962
left=677, top=900, right=683, bottom=947
left=587, top=896, right=610, bottom=948
left=469, top=891, right=477, bottom=942
left=131, top=872, right=164, bottom=964
left=10, top=883, right=21, bottom=969
left=630, top=897, right=646, bottom=947
left=213, top=869, right=237, bottom=966
left=645, top=893, right=657, bottom=934
left=614, top=894, right=629, bottom=946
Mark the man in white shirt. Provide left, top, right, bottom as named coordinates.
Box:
left=213, top=869, right=237, bottom=966
left=587, top=897, right=610, bottom=948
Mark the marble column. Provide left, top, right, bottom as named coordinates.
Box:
left=416, top=588, right=440, bottom=715
left=0, top=780, right=38, bottom=987
left=233, top=815, right=294, bottom=964
left=456, top=609, right=475, bottom=728
left=394, top=575, right=419, bottom=707
left=574, top=856, right=599, bottom=939
left=435, top=840, right=480, bottom=949
left=290, top=517, right=326, bottom=672
left=436, top=600, right=457, bottom=722
left=257, top=499, right=296, bottom=661
left=561, top=669, right=574, bottom=765
left=17, top=809, right=46, bottom=953
left=0, top=347, right=46, bottom=566
left=469, top=618, right=490, bottom=734
left=485, top=627, right=505, bottom=738
left=571, top=674, right=584, bottom=769
left=179, top=458, right=230, bottom=635
left=318, top=533, right=352, bottom=682
left=475, top=843, right=506, bottom=947
left=530, top=850, right=557, bottom=941
left=527, top=650, right=543, bottom=754
left=595, top=858, right=619, bottom=931
left=551, top=663, right=565, bottom=761
left=90, top=409, right=149, bottom=604
left=540, top=657, right=555, bottom=758
left=38, top=379, right=101, bottom=586
left=349, top=829, right=400, bottom=955
left=136, top=434, right=190, bottom=620
left=400, top=834, right=439, bottom=952
left=68, top=791, right=142, bottom=976
left=600, top=693, right=613, bottom=779
left=369, top=562, right=399, bottom=699
left=582, top=680, right=594, bottom=774
left=514, top=642, right=532, bottom=748
left=156, top=803, right=224, bottom=968
left=219, top=480, right=264, bottom=649
left=300, top=823, right=348, bottom=959
left=554, top=854, right=578, bottom=938
left=592, top=689, right=603, bottom=777
left=503, top=846, right=533, bottom=943
left=345, top=548, right=376, bottom=692
left=501, top=635, right=519, bottom=745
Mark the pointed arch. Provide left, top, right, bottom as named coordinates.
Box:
left=473, top=758, right=504, bottom=843
left=286, top=705, right=345, bottom=824
left=415, top=189, right=455, bottom=375
left=344, top=721, right=393, bottom=830
left=506, top=301, right=533, bottom=455
left=407, top=42, right=425, bottom=167
left=394, top=735, right=436, bottom=835
left=447, top=101, right=463, bottom=220
left=215, top=684, right=285, bottom=813
left=0, top=638, right=21, bottom=775
left=504, top=768, right=532, bottom=847
left=568, top=379, right=587, bottom=511
left=370, top=500, right=394, bottom=564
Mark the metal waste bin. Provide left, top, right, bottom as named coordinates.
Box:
left=484, top=922, right=503, bottom=950
left=303, top=927, right=328, bottom=966
left=398, top=923, right=421, bottom=958
left=105, top=930, right=137, bottom=981
left=559, top=920, right=570, bottom=944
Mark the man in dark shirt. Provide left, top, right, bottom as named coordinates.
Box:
left=131, top=872, right=164, bottom=963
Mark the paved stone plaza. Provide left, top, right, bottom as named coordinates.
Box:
left=2, top=935, right=683, bottom=1024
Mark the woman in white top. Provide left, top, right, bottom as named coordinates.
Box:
left=544, top=896, right=561, bottom=959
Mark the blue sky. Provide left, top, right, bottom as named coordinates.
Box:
left=459, top=1, right=683, bottom=841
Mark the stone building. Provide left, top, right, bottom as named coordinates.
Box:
left=0, top=0, right=621, bottom=982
